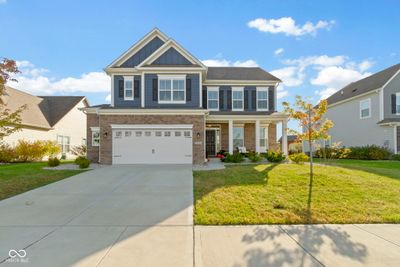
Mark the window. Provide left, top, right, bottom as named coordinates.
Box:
left=123, top=76, right=134, bottom=100
left=115, top=131, right=122, bottom=138
left=164, top=131, right=171, bottom=137
left=257, top=88, right=269, bottom=111
left=125, top=131, right=132, bottom=137
left=135, top=131, right=142, bottom=137
left=233, top=127, right=244, bottom=148
left=207, top=87, right=219, bottom=110
left=158, top=75, right=185, bottom=103
left=184, top=131, right=191, bottom=137
left=57, top=135, right=70, bottom=153
left=360, top=98, right=371, bottom=119
left=91, top=128, right=100, bottom=146
left=260, top=127, right=268, bottom=148
left=396, top=93, right=400, bottom=114
left=155, top=131, right=162, bottom=137
left=145, top=131, right=151, bottom=137
left=175, top=131, right=181, bottom=137
left=232, top=87, right=244, bottom=111
left=82, top=138, right=87, bottom=145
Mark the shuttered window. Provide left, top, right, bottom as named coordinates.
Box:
left=123, top=76, right=134, bottom=100
left=232, top=87, right=244, bottom=111
left=158, top=75, right=186, bottom=103
left=397, top=93, right=400, bottom=114
left=256, top=87, right=269, bottom=111
left=207, top=87, right=219, bottom=110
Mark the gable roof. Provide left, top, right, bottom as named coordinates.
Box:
left=326, top=63, right=400, bottom=105
left=206, top=67, right=281, bottom=82
left=3, top=86, right=87, bottom=129
left=137, top=39, right=206, bottom=69
left=106, top=28, right=169, bottom=68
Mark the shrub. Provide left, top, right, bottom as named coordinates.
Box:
left=315, top=145, right=351, bottom=160
left=0, top=143, right=17, bottom=163
left=224, top=152, right=244, bottom=163
left=71, top=145, right=87, bottom=156
left=392, top=154, right=400, bottom=161
left=289, top=153, right=309, bottom=164
left=43, top=141, right=61, bottom=157
left=75, top=156, right=86, bottom=165
left=77, top=157, right=90, bottom=169
left=265, top=150, right=286, bottom=163
left=47, top=157, right=60, bottom=167
left=347, top=145, right=392, bottom=160
left=248, top=151, right=263, bottom=163
left=15, top=140, right=48, bottom=162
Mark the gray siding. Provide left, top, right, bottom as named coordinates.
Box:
left=151, top=47, right=193, bottom=65
left=205, top=86, right=275, bottom=112
left=113, top=75, right=141, bottom=107
left=383, top=72, right=400, bottom=119
left=144, top=73, right=200, bottom=108
left=324, top=92, right=395, bottom=151
left=120, top=37, right=164, bottom=67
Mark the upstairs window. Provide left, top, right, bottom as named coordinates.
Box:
left=257, top=87, right=269, bottom=111
left=232, top=87, right=244, bottom=111
left=397, top=93, right=400, bottom=114
left=360, top=98, right=371, bottom=119
left=207, top=87, right=219, bottom=110
left=123, top=76, right=134, bottom=100
left=158, top=75, right=185, bottom=103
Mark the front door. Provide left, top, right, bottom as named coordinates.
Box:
left=206, top=130, right=216, bottom=157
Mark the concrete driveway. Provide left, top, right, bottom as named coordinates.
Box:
left=0, top=165, right=193, bottom=267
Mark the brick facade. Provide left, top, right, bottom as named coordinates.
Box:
left=86, top=113, right=205, bottom=165
left=87, top=113, right=100, bottom=163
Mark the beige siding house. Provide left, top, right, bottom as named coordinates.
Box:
left=2, top=86, right=89, bottom=158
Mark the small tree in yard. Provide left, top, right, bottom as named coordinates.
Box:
left=0, top=58, right=26, bottom=140
left=282, top=95, right=333, bottom=222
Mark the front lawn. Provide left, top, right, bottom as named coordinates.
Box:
left=194, top=163, right=400, bottom=224
left=0, top=162, right=86, bottom=200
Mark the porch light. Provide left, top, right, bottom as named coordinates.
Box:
left=197, top=132, right=201, bottom=138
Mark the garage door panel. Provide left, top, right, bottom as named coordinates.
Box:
left=112, top=127, right=193, bottom=164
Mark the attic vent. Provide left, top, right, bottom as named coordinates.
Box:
left=352, top=88, right=358, bottom=93
left=340, top=90, right=344, bottom=95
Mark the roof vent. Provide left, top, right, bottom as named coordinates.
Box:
left=340, top=90, right=344, bottom=95
left=352, top=88, right=358, bottom=93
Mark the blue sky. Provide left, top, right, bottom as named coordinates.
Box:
left=1, top=0, right=399, bottom=114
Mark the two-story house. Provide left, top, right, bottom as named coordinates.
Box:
left=320, top=63, right=400, bottom=154
left=85, top=28, right=288, bottom=165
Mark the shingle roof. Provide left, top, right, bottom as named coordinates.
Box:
left=326, top=63, right=400, bottom=105
left=3, top=87, right=86, bottom=129
left=206, top=67, right=281, bottom=82
left=377, top=118, right=400, bottom=124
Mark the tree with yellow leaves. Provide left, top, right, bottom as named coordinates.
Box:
left=282, top=96, right=333, bottom=221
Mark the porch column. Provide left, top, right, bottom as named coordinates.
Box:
left=255, top=120, right=260, bottom=153
left=228, top=119, right=233, bottom=154
left=282, top=119, right=288, bottom=155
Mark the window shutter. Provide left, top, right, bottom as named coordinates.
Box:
left=118, top=80, right=124, bottom=98
left=134, top=80, right=140, bottom=98
left=152, top=78, right=158, bottom=101
left=186, top=78, right=192, bottom=101
left=268, top=87, right=274, bottom=111
left=202, top=88, right=207, bottom=109
left=251, top=90, right=257, bottom=110
left=227, top=89, right=232, bottom=110
left=392, top=94, right=397, bottom=114
left=244, top=90, right=249, bottom=110
left=219, top=89, right=224, bottom=110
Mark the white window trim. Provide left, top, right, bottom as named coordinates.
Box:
left=157, top=74, right=186, bottom=104
left=123, top=76, right=134, bottom=101
left=396, top=92, right=400, bottom=115
left=260, top=125, right=269, bottom=150
left=360, top=98, right=371, bottom=119
left=232, top=87, right=244, bottom=111
left=233, top=126, right=244, bottom=148
left=207, top=87, right=219, bottom=111
left=256, top=87, right=269, bottom=111
left=91, top=128, right=100, bottom=147
left=57, top=134, right=71, bottom=153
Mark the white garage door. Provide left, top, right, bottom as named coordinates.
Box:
left=112, top=124, right=193, bottom=164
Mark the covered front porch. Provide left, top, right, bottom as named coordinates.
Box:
left=205, top=113, right=289, bottom=157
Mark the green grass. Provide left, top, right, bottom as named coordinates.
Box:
left=0, top=162, right=86, bottom=200
left=194, top=162, right=400, bottom=225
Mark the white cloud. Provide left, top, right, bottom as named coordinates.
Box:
left=311, top=66, right=371, bottom=90
left=276, top=84, right=289, bottom=99
left=315, top=87, right=338, bottom=100
left=284, top=55, right=345, bottom=70
left=105, top=94, right=111, bottom=102
left=8, top=60, right=110, bottom=95
left=248, top=17, right=334, bottom=36
left=274, top=48, right=284, bottom=56
left=270, top=66, right=304, bottom=87
left=358, top=60, right=373, bottom=72
left=201, top=59, right=258, bottom=67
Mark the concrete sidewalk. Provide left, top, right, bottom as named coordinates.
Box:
left=195, top=224, right=400, bottom=267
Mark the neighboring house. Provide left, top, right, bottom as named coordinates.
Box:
left=85, top=28, right=289, bottom=165
left=2, top=86, right=89, bottom=158
left=309, top=63, right=400, bottom=154
left=279, top=135, right=301, bottom=152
